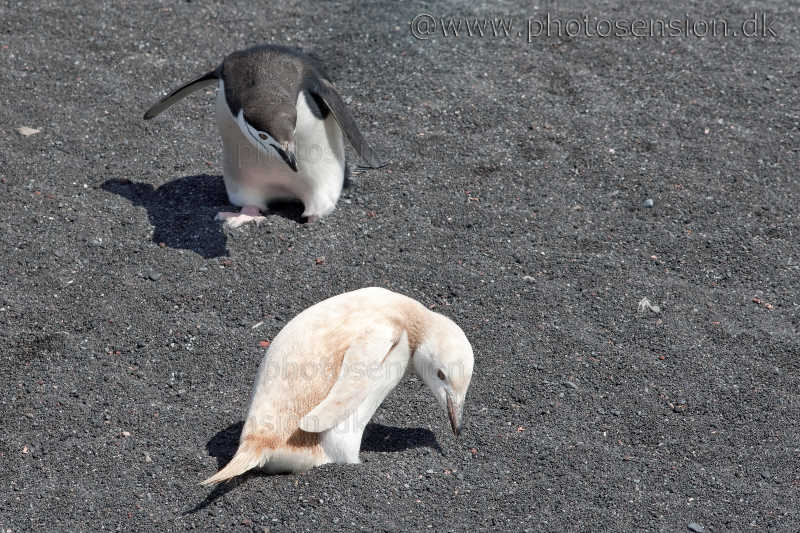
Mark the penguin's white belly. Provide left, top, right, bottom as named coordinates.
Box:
left=215, top=80, right=346, bottom=218
left=259, top=448, right=329, bottom=474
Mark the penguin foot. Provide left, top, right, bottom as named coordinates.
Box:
left=215, top=206, right=266, bottom=228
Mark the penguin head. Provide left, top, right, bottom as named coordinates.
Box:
left=236, top=104, right=298, bottom=172
left=412, top=314, right=474, bottom=437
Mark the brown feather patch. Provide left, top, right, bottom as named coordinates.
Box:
left=286, top=429, right=322, bottom=450
left=393, top=300, right=428, bottom=355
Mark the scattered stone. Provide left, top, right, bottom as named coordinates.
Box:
left=638, top=297, right=661, bottom=314
left=688, top=522, right=704, bottom=532
left=643, top=198, right=654, bottom=208
left=145, top=453, right=152, bottom=463
left=610, top=409, right=621, bottom=416
left=16, top=126, right=40, bottom=136
left=147, top=271, right=162, bottom=281
left=522, top=275, right=535, bottom=282
left=563, top=381, right=578, bottom=389
left=121, top=431, right=131, bottom=437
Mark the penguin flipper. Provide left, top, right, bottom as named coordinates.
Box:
left=143, top=68, right=220, bottom=120
left=298, top=326, right=399, bottom=433
left=304, top=74, right=388, bottom=169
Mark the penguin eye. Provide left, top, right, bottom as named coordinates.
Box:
left=437, top=369, right=446, bottom=381
left=258, top=133, right=269, bottom=140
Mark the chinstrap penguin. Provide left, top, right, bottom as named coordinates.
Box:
left=201, top=287, right=474, bottom=485
left=144, top=44, right=386, bottom=225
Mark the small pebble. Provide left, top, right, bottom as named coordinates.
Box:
left=688, top=522, right=704, bottom=532
left=17, top=126, right=40, bottom=136
left=147, top=271, right=162, bottom=281
left=563, top=381, right=578, bottom=389
left=644, top=198, right=654, bottom=208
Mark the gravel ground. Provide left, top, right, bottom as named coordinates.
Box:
left=1, top=1, right=799, bottom=531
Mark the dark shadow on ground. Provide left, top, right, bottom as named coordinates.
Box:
left=205, top=420, right=443, bottom=469
left=206, top=421, right=244, bottom=469
left=101, top=175, right=229, bottom=258
left=101, top=175, right=308, bottom=258
left=361, top=423, right=443, bottom=455
left=184, top=421, right=256, bottom=514
left=188, top=420, right=442, bottom=511
left=183, top=474, right=249, bottom=515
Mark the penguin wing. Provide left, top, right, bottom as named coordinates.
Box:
left=303, top=72, right=387, bottom=169
left=298, top=325, right=399, bottom=433
left=143, top=67, right=220, bottom=120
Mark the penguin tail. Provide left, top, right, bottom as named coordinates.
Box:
left=200, top=441, right=270, bottom=486
left=143, top=67, right=220, bottom=120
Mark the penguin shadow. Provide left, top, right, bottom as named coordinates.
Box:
left=187, top=419, right=442, bottom=510
left=361, top=423, right=443, bottom=455
left=184, top=421, right=250, bottom=514
left=204, top=421, right=443, bottom=472
left=101, top=175, right=308, bottom=259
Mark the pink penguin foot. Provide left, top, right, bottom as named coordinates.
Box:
left=215, top=205, right=266, bottom=228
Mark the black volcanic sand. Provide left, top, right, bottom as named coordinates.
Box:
left=1, top=1, right=798, bottom=531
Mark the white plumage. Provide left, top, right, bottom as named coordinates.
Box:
left=202, top=287, right=474, bottom=485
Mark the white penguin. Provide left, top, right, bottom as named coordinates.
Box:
left=202, top=287, right=474, bottom=485
left=143, top=44, right=385, bottom=226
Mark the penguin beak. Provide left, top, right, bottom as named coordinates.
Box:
left=446, top=392, right=462, bottom=437
left=277, top=142, right=298, bottom=172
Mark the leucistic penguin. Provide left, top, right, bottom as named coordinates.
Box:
left=201, top=287, right=474, bottom=484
